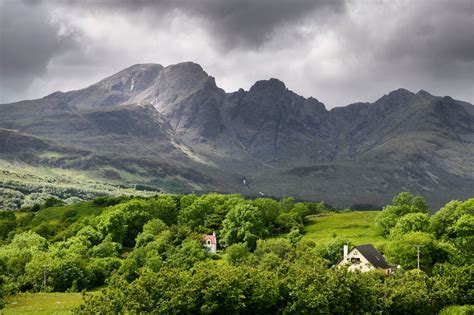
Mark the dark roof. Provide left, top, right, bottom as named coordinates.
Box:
left=354, top=244, right=391, bottom=269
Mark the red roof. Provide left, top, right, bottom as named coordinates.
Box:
left=203, top=234, right=217, bottom=245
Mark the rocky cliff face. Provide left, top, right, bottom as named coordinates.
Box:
left=1, top=62, right=473, bottom=209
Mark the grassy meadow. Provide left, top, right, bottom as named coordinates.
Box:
left=3, top=293, right=84, bottom=314
left=302, top=211, right=386, bottom=247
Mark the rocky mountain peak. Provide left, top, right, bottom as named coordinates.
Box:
left=0, top=61, right=473, bottom=209
left=141, top=62, right=211, bottom=100
left=250, top=78, right=287, bottom=93
left=165, top=61, right=204, bottom=73
left=374, top=88, right=418, bottom=108
left=386, top=88, right=415, bottom=99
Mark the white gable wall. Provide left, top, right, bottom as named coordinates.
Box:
left=204, top=239, right=217, bottom=253
left=338, top=248, right=376, bottom=272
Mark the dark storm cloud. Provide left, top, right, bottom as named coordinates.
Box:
left=380, top=1, right=474, bottom=66
left=334, top=0, right=474, bottom=105
left=0, top=0, right=473, bottom=105
left=0, top=0, right=79, bottom=99
left=56, top=0, right=346, bottom=49
left=182, top=0, right=346, bottom=49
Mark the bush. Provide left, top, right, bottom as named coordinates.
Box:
left=93, top=196, right=125, bottom=207
left=440, top=305, right=474, bottom=315
left=43, top=197, right=65, bottom=208
left=225, top=243, right=251, bottom=265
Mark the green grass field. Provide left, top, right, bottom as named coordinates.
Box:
left=302, top=211, right=386, bottom=247
left=3, top=293, right=85, bottom=314
left=31, top=202, right=104, bottom=223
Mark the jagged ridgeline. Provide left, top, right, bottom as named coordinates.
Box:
left=1, top=62, right=473, bottom=210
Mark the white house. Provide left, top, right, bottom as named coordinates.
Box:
left=203, top=232, right=217, bottom=253
left=337, top=244, right=393, bottom=274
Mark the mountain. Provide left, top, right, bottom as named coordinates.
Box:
left=1, top=62, right=473, bottom=210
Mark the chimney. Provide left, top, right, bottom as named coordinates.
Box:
left=212, top=231, right=216, bottom=237
left=343, top=245, right=349, bottom=262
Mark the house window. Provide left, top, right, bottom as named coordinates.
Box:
left=351, top=257, right=361, bottom=264
left=207, top=240, right=211, bottom=245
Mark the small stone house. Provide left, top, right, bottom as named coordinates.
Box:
left=337, top=244, right=393, bottom=274
left=203, top=232, right=217, bottom=253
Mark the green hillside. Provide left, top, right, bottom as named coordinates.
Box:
left=302, top=211, right=386, bottom=247
left=0, top=160, right=157, bottom=211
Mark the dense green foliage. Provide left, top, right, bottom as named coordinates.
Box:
left=0, top=192, right=472, bottom=314
left=375, top=192, right=473, bottom=270
left=75, top=242, right=473, bottom=314
left=440, top=304, right=474, bottom=315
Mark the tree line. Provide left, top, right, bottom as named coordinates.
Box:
left=0, top=192, right=472, bottom=313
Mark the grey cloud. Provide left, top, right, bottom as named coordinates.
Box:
left=56, top=0, right=346, bottom=50
left=0, top=0, right=473, bottom=106
left=0, top=0, right=79, bottom=101
left=312, top=0, right=474, bottom=105
left=381, top=1, right=474, bottom=64
left=182, top=0, right=346, bottom=49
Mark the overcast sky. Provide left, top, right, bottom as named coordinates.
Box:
left=0, top=0, right=473, bottom=107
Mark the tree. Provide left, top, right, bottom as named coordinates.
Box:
left=165, top=238, right=208, bottom=269
left=306, top=201, right=328, bottom=214
left=287, top=228, right=303, bottom=245
left=43, top=197, right=65, bottom=208
left=90, top=237, right=121, bottom=258
left=430, top=198, right=474, bottom=264
left=220, top=203, right=267, bottom=250
left=389, top=213, right=430, bottom=239
left=385, top=232, right=454, bottom=271
left=252, top=198, right=281, bottom=228
left=385, top=270, right=433, bottom=314
left=225, top=243, right=251, bottom=265
left=430, top=263, right=474, bottom=309
left=0, top=211, right=16, bottom=240
left=321, top=237, right=351, bottom=266
left=280, top=197, right=295, bottom=212
left=393, top=192, right=428, bottom=213
left=149, top=196, right=177, bottom=226
left=0, top=231, right=47, bottom=283
left=78, top=263, right=281, bottom=314
left=430, top=199, right=473, bottom=238
left=87, top=257, right=122, bottom=287
left=177, top=194, right=232, bottom=231
left=24, top=249, right=90, bottom=292
left=374, top=208, right=399, bottom=237
left=292, top=202, right=310, bottom=218
left=135, top=219, right=168, bottom=248
left=275, top=211, right=304, bottom=232
left=255, top=238, right=292, bottom=260
left=375, top=192, right=429, bottom=237
left=97, top=200, right=159, bottom=247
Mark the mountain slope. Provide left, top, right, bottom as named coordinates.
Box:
left=0, top=62, right=473, bottom=210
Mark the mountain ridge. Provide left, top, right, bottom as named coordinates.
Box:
left=1, top=61, right=473, bottom=210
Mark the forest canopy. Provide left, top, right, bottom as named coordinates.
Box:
left=0, top=192, right=472, bottom=313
